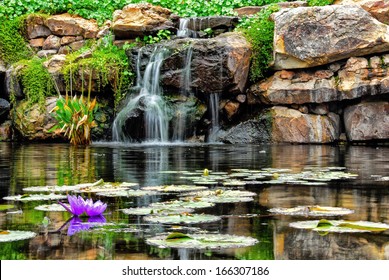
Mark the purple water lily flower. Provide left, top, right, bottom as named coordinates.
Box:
left=85, top=198, right=107, bottom=217
left=59, top=195, right=107, bottom=216
left=59, top=195, right=87, bottom=216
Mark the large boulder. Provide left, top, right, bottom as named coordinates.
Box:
left=25, top=14, right=52, bottom=39
left=335, top=0, right=389, bottom=24
left=132, top=32, right=251, bottom=95
left=46, top=13, right=99, bottom=39
left=221, top=106, right=340, bottom=144
left=12, top=97, right=62, bottom=141
left=344, top=101, right=389, bottom=141
left=273, top=5, right=389, bottom=69
left=248, top=53, right=389, bottom=105
left=112, top=3, right=174, bottom=39
left=248, top=69, right=338, bottom=105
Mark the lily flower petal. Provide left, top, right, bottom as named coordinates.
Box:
left=85, top=198, right=107, bottom=216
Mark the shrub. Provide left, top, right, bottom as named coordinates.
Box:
left=237, top=4, right=279, bottom=82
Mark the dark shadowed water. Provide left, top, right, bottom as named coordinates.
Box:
left=0, top=142, right=388, bottom=260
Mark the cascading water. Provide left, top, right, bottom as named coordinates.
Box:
left=207, top=93, right=220, bottom=143
left=172, top=44, right=194, bottom=142
left=112, top=47, right=170, bottom=143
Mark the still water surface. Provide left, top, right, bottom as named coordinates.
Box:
left=0, top=142, right=388, bottom=260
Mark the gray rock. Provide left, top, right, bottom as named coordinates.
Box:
left=273, top=5, right=389, bottom=69
left=0, top=98, right=10, bottom=120
left=344, top=101, right=389, bottom=141
left=133, top=32, right=251, bottom=96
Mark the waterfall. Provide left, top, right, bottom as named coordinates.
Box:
left=172, top=44, right=194, bottom=142
left=208, top=93, right=220, bottom=143
left=177, top=18, right=197, bottom=38
left=112, top=47, right=170, bottom=143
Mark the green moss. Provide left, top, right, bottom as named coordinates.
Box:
left=237, top=4, right=279, bottom=83
left=12, top=57, right=55, bottom=108
left=0, top=18, right=32, bottom=65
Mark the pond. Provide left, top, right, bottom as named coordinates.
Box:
left=0, top=142, right=388, bottom=260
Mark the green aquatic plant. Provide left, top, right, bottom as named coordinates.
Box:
left=50, top=94, right=98, bottom=145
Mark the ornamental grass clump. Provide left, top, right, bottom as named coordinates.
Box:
left=50, top=94, right=98, bottom=145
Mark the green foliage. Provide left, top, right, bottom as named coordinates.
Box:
left=51, top=94, right=98, bottom=145
left=62, top=36, right=133, bottom=108
left=0, top=18, right=32, bottom=65
left=237, top=4, right=279, bottom=82
left=136, top=29, right=172, bottom=45
left=307, top=0, right=334, bottom=6
left=0, top=0, right=284, bottom=23
left=13, top=57, right=55, bottom=106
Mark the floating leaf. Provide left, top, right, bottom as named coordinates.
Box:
left=0, top=230, right=36, bottom=242
left=76, top=182, right=138, bottom=193
left=151, top=199, right=215, bottom=209
left=182, top=190, right=256, bottom=204
left=289, top=220, right=389, bottom=233
left=121, top=207, right=194, bottom=216
left=96, top=189, right=158, bottom=197
left=141, top=185, right=207, bottom=193
left=144, top=214, right=221, bottom=225
left=3, top=193, right=66, bottom=201
left=166, top=232, right=193, bottom=241
left=0, top=205, right=14, bottom=211
left=34, top=203, right=69, bottom=212
left=269, top=206, right=354, bottom=217
left=147, top=233, right=258, bottom=249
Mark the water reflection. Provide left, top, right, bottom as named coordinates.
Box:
left=0, top=142, right=388, bottom=260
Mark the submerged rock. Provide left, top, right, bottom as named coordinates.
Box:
left=344, top=101, right=389, bottom=141
left=273, top=5, right=389, bottom=69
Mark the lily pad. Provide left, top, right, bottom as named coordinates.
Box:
left=0, top=230, right=37, bottom=242
left=144, top=214, right=221, bottom=224
left=146, top=233, right=258, bottom=249
left=151, top=199, right=215, bottom=209
left=76, top=182, right=138, bottom=193
left=96, top=189, right=158, bottom=197
left=0, top=205, right=15, bottom=211
left=289, top=219, right=389, bottom=233
left=141, top=185, right=207, bottom=193
left=121, top=207, right=194, bottom=216
left=34, top=203, right=69, bottom=212
left=3, top=193, right=67, bottom=201
left=23, top=179, right=106, bottom=193
left=269, top=206, right=354, bottom=217
left=183, top=189, right=256, bottom=203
